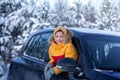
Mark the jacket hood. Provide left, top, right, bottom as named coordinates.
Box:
left=53, top=26, right=67, bottom=37
left=48, top=26, right=74, bottom=44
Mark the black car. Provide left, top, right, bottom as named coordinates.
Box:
left=7, top=28, right=120, bottom=80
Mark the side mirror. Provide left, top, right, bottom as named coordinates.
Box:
left=56, top=58, right=76, bottom=72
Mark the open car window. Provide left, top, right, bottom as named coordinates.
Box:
left=86, top=36, right=120, bottom=71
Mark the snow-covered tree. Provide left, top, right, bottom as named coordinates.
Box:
left=83, top=2, right=97, bottom=23
left=66, top=0, right=86, bottom=28
left=73, top=0, right=83, bottom=27
left=96, top=0, right=120, bottom=31
left=54, top=0, right=69, bottom=26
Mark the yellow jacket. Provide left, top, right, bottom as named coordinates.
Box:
left=49, top=41, right=78, bottom=74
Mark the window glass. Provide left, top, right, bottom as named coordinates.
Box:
left=24, top=32, right=52, bottom=61
left=86, top=37, right=120, bottom=70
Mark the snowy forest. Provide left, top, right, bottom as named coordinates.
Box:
left=0, top=0, right=120, bottom=66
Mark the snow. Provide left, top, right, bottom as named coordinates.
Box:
left=0, top=16, right=4, bottom=24
left=30, top=17, right=39, bottom=24
left=0, top=36, right=11, bottom=44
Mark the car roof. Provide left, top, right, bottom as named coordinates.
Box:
left=31, top=28, right=120, bottom=37
left=70, top=28, right=120, bottom=37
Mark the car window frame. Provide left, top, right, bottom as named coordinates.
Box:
left=23, top=31, right=53, bottom=62
left=84, top=35, right=120, bottom=70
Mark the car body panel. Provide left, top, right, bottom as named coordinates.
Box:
left=7, top=28, right=120, bottom=80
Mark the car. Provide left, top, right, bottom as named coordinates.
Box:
left=7, top=28, right=120, bottom=80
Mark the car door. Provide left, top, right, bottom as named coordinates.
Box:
left=22, top=31, right=52, bottom=80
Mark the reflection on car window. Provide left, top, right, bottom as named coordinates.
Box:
left=86, top=37, right=120, bottom=70
left=25, top=32, right=52, bottom=61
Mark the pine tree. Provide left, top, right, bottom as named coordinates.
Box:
left=97, top=0, right=119, bottom=31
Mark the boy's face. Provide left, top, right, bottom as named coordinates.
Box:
left=54, top=31, right=65, bottom=44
